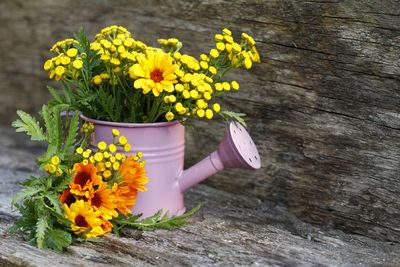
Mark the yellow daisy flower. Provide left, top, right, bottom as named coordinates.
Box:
left=62, top=200, right=105, bottom=238
left=130, top=50, right=178, bottom=96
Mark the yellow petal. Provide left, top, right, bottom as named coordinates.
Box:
left=132, top=64, right=146, bottom=77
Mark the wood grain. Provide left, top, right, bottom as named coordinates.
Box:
left=0, top=0, right=399, bottom=242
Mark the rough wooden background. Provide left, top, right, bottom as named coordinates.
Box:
left=0, top=0, right=399, bottom=243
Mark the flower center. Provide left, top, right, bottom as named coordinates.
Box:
left=75, top=215, right=88, bottom=227
left=65, top=194, right=76, bottom=206
left=150, top=69, right=163, bottom=83
left=75, top=171, right=90, bottom=187
left=91, top=192, right=102, bottom=208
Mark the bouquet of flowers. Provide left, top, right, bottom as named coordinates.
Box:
left=43, top=25, right=260, bottom=124
left=11, top=106, right=199, bottom=251
left=10, top=25, right=259, bottom=251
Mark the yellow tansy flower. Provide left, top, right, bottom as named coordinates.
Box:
left=66, top=48, right=78, bottom=58
left=73, top=59, right=83, bottom=69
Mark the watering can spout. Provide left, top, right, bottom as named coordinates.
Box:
left=179, top=121, right=261, bottom=193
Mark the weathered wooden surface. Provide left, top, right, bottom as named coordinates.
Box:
left=0, top=0, right=400, bottom=242
left=0, top=125, right=399, bottom=266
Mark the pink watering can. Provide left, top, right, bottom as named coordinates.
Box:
left=81, top=115, right=261, bottom=217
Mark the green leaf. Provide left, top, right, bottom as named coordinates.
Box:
left=47, top=86, right=65, bottom=104
left=11, top=187, right=42, bottom=208
left=112, top=203, right=201, bottom=231
left=219, top=110, right=247, bottom=127
left=41, top=105, right=54, bottom=143
left=63, top=112, right=79, bottom=154
left=12, top=110, right=46, bottom=141
left=36, top=216, right=47, bottom=249
left=43, top=192, right=63, bottom=214
left=47, top=228, right=72, bottom=252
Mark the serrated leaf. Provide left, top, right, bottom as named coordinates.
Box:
left=12, top=110, right=46, bottom=141
left=36, top=216, right=47, bottom=249
left=219, top=110, right=247, bottom=127
left=63, top=112, right=79, bottom=153
left=47, top=86, right=65, bottom=104
left=47, top=228, right=72, bottom=252
left=43, top=192, right=63, bottom=214
left=11, top=187, right=42, bottom=208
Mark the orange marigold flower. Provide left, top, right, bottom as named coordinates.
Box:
left=118, top=156, right=148, bottom=192
left=59, top=189, right=77, bottom=206
left=100, top=218, right=113, bottom=233
left=89, top=181, right=118, bottom=220
left=112, top=156, right=148, bottom=215
left=112, top=183, right=137, bottom=216
left=69, top=162, right=102, bottom=198
left=63, top=200, right=105, bottom=238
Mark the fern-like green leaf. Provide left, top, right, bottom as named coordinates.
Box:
left=47, top=86, right=65, bottom=104
left=43, top=192, right=63, bottom=214
left=36, top=216, right=47, bottom=249
left=47, top=228, right=72, bottom=252
left=63, top=112, right=79, bottom=154
left=11, top=187, right=42, bottom=208
left=12, top=110, right=46, bottom=141
left=111, top=203, right=201, bottom=231
left=219, top=110, right=247, bottom=127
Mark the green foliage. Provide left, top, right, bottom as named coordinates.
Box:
left=111, top=203, right=201, bottom=234
left=219, top=110, right=247, bottom=127
left=10, top=105, right=91, bottom=251
left=12, top=110, right=46, bottom=141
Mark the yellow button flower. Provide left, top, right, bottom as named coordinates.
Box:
left=109, top=144, right=117, bottom=153
left=112, top=129, right=120, bottom=136
left=210, top=49, right=219, bottom=58
left=244, top=57, right=253, bottom=69
left=115, top=153, right=123, bottom=161
left=216, top=42, right=225, bottom=51
left=73, top=60, right=83, bottom=69
left=82, top=151, right=90, bottom=158
left=76, top=147, right=83, bottom=154
left=56, top=169, right=63, bottom=177
left=182, top=90, right=190, bottom=99
left=67, top=48, right=78, bottom=58
left=103, top=170, right=112, bottom=179
left=93, top=75, right=102, bottom=85
left=55, top=66, right=65, bottom=76
left=190, top=90, right=199, bottom=99
left=197, top=109, right=205, bottom=118
left=137, top=152, right=143, bottom=158
left=51, top=155, right=60, bottom=166
left=89, top=156, right=95, bottom=163
left=215, top=83, right=223, bottom=91
left=215, top=34, right=224, bottom=41
left=118, top=136, right=127, bottom=145
left=94, top=152, right=104, bottom=162
left=124, top=144, right=131, bottom=152
left=44, top=60, right=52, bottom=70
left=97, top=141, right=107, bottom=151
left=222, top=28, right=232, bottom=36
left=113, top=162, right=120, bottom=171
left=82, top=159, right=89, bottom=165
left=222, top=82, right=231, bottom=91
left=200, top=61, right=208, bottom=69
left=213, top=103, right=221, bottom=112
left=231, top=81, right=239, bottom=90
left=166, top=112, right=174, bottom=121
left=209, top=66, right=217, bottom=75
left=169, top=95, right=177, bottom=103
left=205, top=109, right=213, bottom=119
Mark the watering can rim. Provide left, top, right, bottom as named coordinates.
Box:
left=80, top=114, right=182, bottom=128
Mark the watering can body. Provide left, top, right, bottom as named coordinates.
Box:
left=81, top=115, right=261, bottom=217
